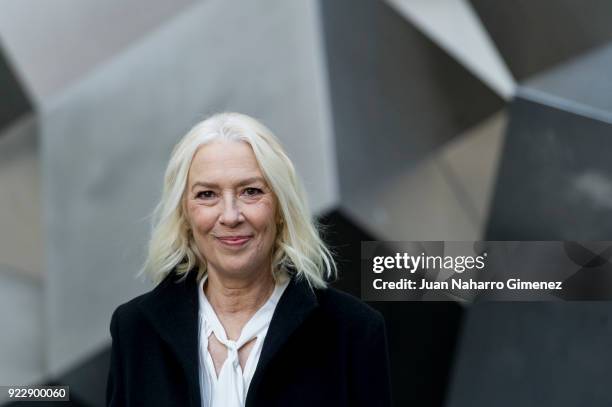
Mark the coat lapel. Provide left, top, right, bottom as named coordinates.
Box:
left=137, top=270, right=201, bottom=407
left=136, top=270, right=319, bottom=407
left=246, top=275, right=319, bottom=406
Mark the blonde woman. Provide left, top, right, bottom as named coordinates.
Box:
left=106, top=113, right=391, bottom=407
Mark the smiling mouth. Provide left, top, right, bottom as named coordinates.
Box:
left=216, top=236, right=252, bottom=247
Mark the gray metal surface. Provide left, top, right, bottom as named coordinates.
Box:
left=447, top=302, right=612, bottom=407
left=486, top=97, right=612, bottom=240
left=320, top=0, right=504, bottom=213
left=0, top=114, right=43, bottom=281
left=524, top=42, right=612, bottom=123
left=0, top=270, right=43, bottom=403
left=0, top=0, right=199, bottom=102
left=469, top=0, right=612, bottom=80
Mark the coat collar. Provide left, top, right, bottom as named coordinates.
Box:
left=246, top=274, right=318, bottom=406
left=136, top=269, right=319, bottom=407
left=137, top=270, right=201, bottom=406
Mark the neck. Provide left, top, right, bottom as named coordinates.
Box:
left=204, top=267, right=276, bottom=318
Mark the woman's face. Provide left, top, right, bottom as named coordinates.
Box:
left=184, top=140, right=278, bottom=280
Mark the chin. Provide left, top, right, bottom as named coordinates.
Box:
left=214, top=257, right=258, bottom=276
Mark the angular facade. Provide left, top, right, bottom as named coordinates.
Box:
left=1, top=0, right=611, bottom=405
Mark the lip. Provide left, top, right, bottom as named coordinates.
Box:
left=216, top=236, right=252, bottom=247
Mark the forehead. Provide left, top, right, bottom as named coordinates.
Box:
left=188, top=140, right=264, bottom=183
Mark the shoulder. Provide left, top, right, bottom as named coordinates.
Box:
left=313, top=285, right=385, bottom=334
left=110, top=271, right=190, bottom=330
left=109, top=291, right=154, bottom=337
left=109, top=270, right=198, bottom=340
left=109, top=273, right=172, bottom=334
left=111, top=291, right=150, bottom=319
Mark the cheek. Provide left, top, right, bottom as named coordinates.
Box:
left=186, top=205, right=217, bottom=232
left=248, top=203, right=277, bottom=239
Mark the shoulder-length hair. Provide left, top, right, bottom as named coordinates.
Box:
left=141, top=112, right=336, bottom=289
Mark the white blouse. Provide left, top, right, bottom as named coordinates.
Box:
left=197, top=275, right=289, bottom=407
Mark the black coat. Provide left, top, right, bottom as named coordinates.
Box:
left=106, top=270, right=392, bottom=406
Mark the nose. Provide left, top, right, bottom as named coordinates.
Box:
left=219, top=194, right=243, bottom=227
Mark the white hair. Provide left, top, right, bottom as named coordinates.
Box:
left=141, top=112, right=336, bottom=289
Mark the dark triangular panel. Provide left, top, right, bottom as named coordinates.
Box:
left=469, top=0, right=612, bottom=81
left=446, top=302, right=612, bottom=407
left=318, top=208, right=464, bottom=407
left=486, top=97, right=612, bottom=240
left=319, top=0, right=504, bottom=204
left=0, top=43, right=33, bottom=133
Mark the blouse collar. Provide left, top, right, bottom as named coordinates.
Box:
left=197, top=273, right=290, bottom=345
left=137, top=269, right=319, bottom=407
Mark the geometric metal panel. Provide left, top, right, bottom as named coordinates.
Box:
left=0, top=44, right=33, bottom=132
left=523, top=42, right=612, bottom=123
left=469, top=0, right=612, bottom=80
left=447, top=303, right=612, bottom=407
left=386, top=0, right=515, bottom=99
left=0, top=272, right=43, bottom=400
left=0, top=115, right=42, bottom=281
left=320, top=0, right=504, bottom=208
left=486, top=97, right=612, bottom=240
left=0, top=0, right=198, bottom=102
left=336, top=111, right=506, bottom=243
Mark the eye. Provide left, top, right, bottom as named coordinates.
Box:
left=195, top=190, right=216, bottom=199
left=243, top=187, right=263, bottom=197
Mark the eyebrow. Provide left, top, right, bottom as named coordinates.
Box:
left=190, top=177, right=267, bottom=191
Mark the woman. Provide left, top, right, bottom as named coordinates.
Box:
left=106, top=113, right=392, bottom=406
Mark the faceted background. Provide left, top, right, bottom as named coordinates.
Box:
left=1, top=0, right=611, bottom=406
